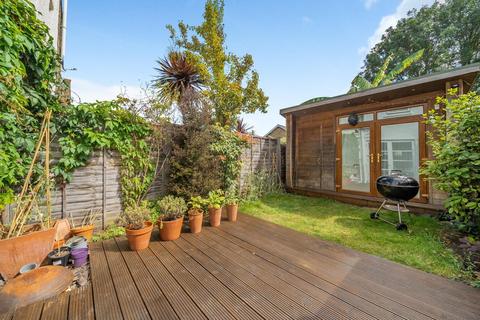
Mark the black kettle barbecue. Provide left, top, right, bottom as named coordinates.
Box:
left=370, top=173, right=419, bottom=230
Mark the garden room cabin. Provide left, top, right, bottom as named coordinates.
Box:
left=280, top=63, right=480, bottom=213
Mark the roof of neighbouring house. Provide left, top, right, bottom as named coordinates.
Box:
left=265, top=124, right=286, bottom=137
left=280, top=63, right=480, bottom=116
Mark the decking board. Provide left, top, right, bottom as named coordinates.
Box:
left=89, top=241, right=123, bottom=320
left=137, top=246, right=207, bottom=320
left=201, top=228, right=375, bottom=320
left=239, top=213, right=480, bottom=311
left=161, top=240, right=263, bottom=320
left=115, top=238, right=179, bottom=320
left=222, top=215, right=480, bottom=319
left=68, top=284, right=94, bottom=320
left=149, top=241, right=236, bottom=320
left=102, top=239, right=151, bottom=320
left=218, top=216, right=454, bottom=319
left=2, top=213, right=479, bottom=320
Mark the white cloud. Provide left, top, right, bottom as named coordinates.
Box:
left=364, top=0, right=380, bottom=9
left=301, top=16, right=313, bottom=25
left=363, top=0, right=435, bottom=52
left=70, top=78, right=143, bottom=104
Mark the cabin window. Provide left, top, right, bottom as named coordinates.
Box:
left=377, top=106, right=423, bottom=120
left=338, top=113, right=373, bottom=125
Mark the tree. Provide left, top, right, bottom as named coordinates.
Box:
left=154, top=51, right=223, bottom=199
left=349, top=49, right=424, bottom=93
left=168, top=106, right=223, bottom=200
left=166, top=0, right=268, bottom=127
left=360, top=0, right=480, bottom=84
left=422, top=91, right=480, bottom=234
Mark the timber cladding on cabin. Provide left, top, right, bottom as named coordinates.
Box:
left=281, top=63, right=480, bottom=213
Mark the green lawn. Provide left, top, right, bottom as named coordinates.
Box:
left=240, top=193, right=467, bottom=280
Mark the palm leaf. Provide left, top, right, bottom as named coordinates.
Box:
left=382, top=49, right=424, bottom=85
left=153, top=51, right=203, bottom=104
left=348, top=75, right=373, bottom=93
left=371, top=55, right=393, bottom=87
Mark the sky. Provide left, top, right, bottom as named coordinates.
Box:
left=64, top=0, right=435, bottom=135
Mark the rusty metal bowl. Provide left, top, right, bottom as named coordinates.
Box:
left=0, top=266, right=73, bottom=313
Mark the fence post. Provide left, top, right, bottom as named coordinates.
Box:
left=267, top=139, right=270, bottom=168
left=102, top=148, right=106, bottom=230
left=250, top=138, right=253, bottom=174
left=2, top=206, right=10, bottom=224
left=276, top=139, right=282, bottom=182
left=61, top=183, right=66, bottom=219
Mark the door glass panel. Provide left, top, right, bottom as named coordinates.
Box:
left=341, top=128, right=370, bottom=192
left=381, top=122, right=419, bottom=181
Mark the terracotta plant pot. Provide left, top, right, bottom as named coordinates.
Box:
left=53, top=239, right=65, bottom=250
left=226, top=204, right=238, bottom=222
left=125, top=222, right=153, bottom=251
left=0, top=227, right=56, bottom=279
left=70, top=224, right=94, bottom=242
left=53, top=219, right=71, bottom=243
left=158, top=216, right=184, bottom=241
left=208, top=207, right=222, bottom=227
left=188, top=210, right=203, bottom=234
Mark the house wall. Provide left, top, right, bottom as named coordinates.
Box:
left=31, top=0, right=65, bottom=58
left=286, top=90, right=447, bottom=213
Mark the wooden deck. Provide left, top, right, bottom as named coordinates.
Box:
left=2, top=213, right=480, bottom=320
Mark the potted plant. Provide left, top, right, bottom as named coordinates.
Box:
left=206, top=190, right=225, bottom=227
left=48, top=246, right=71, bottom=266
left=188, top=196, right=206, bottom=234
left=117, top=202, right=153, bottom=251
left=154, top=195, right=187, bottom=241
left=69, top=209, right=97, bottom=242
left=225, top=191, right=240, bottom=222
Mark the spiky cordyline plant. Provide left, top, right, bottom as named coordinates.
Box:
left=236, top=118, right=253, bottom=133
left=154, top=51, right=203, bottom=105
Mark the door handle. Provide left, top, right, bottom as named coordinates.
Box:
left=370, top=154, right=374, bottom=164
left=377, top=153, right=381, bottom=163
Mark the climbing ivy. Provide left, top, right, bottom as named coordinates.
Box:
left=0, top=0, right=61, bottom=209
left=210, top=125, right=247, bottom=192
left=54, top=100, right=154, bottom=207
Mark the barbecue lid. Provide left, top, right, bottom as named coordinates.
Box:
left=376, top=174, right=419, bottom=188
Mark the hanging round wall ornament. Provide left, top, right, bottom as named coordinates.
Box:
left=348, top=113, right=359, bottom=126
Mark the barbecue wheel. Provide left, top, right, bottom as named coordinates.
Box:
left=370, top=212, right=379, bottom=219
left=396, top=223, right=408, bottom=231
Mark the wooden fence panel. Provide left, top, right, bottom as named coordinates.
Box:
left=3, top=137, right=284, bottom=230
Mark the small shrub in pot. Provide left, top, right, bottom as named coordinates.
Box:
left=225, top=190, right=240, bottom=222
left=117, top=202, right=153, bottom=251
left=69, top=210, right=97, bottom=242
left=188, top=196, right=207, bottom=233
left=206, top=190, right=225, bottom=227
left=154, top=195, right=187, bottom=241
